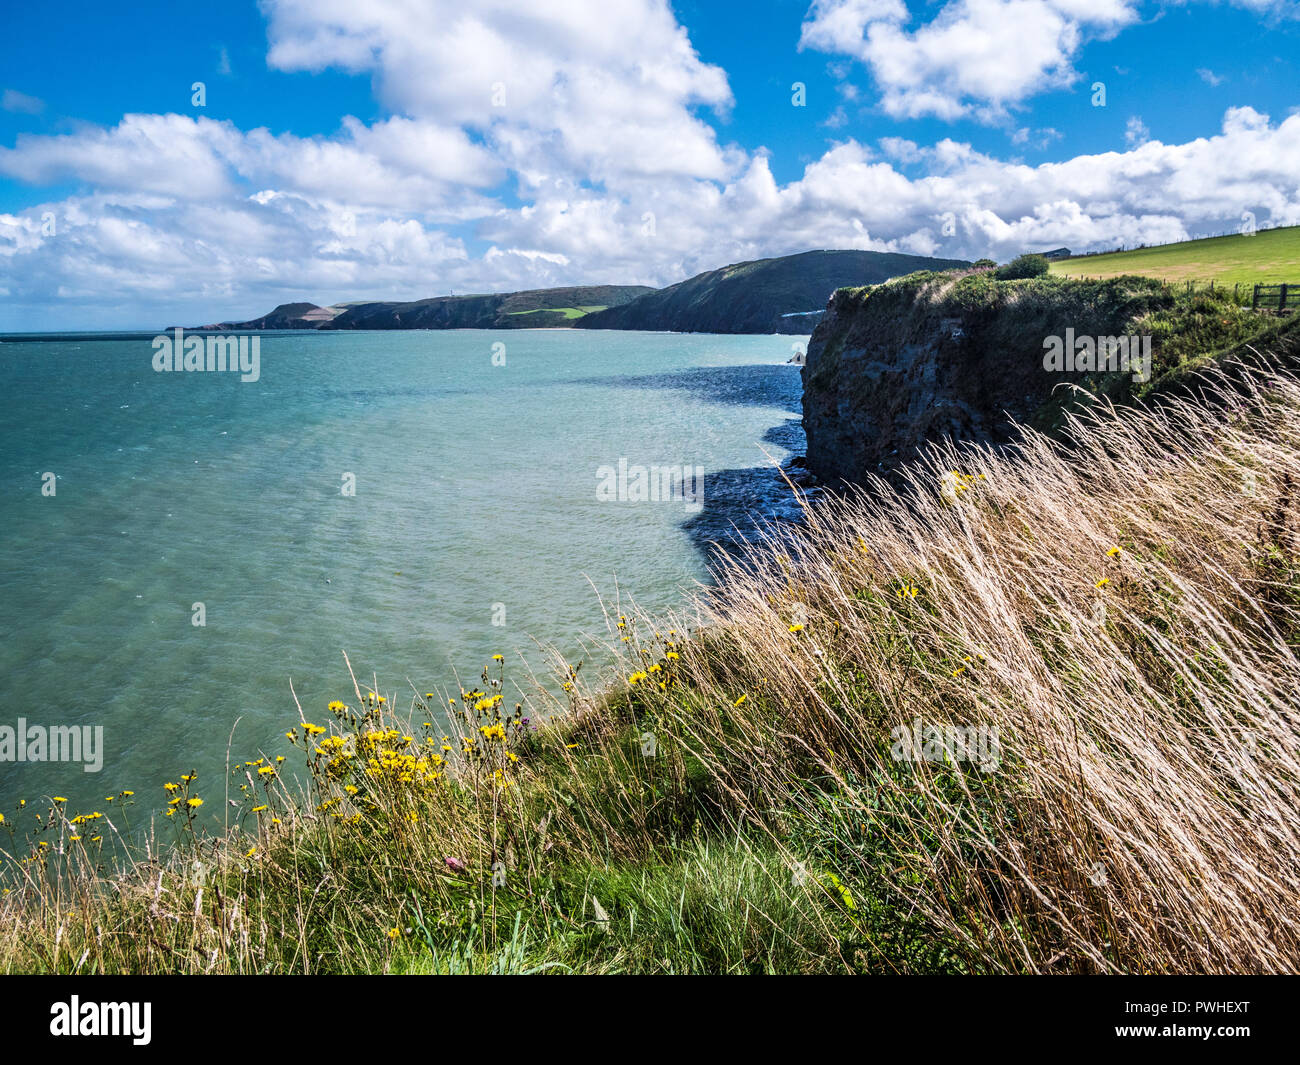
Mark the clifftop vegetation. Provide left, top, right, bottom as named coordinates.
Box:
left=801, top=268, right=1300, bottom=484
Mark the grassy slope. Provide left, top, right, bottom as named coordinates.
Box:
left=1050, top=225, right=1300, bottom=288
left=505, top=305, right=607, bottom=319
left=576, top=249, right=971, bottom=333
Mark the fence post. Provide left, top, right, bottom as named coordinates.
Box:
left=1282, top=284, right=1289, bottom=312
left=1253, top=285, right=1260, bottom=311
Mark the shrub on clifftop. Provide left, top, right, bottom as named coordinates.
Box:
left=996, top=253, right=1051, bottom=279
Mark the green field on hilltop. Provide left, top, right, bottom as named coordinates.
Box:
left=506, top=305, right=606, bottom=319
left=1050, top=225, right=1300, bottom=289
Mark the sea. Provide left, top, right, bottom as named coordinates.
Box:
left=0, top=327, right=806, bottom=826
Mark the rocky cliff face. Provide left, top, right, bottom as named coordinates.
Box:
left=803, top=279, right=1014, bottom=483
left=800, top=270, right=1231, bottom=486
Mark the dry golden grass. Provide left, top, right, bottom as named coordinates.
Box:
left=640, top=363, right=1300, bottom=972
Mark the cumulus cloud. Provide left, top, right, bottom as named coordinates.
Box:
left=0, top=113, right=503, bottom=213
left=1125, top=116, right=1151, bottom=147
left=2, top=89, right=45, bottom=115
left=799, top=0, right=1139, bottom=122
left=0, top=0, right=1298, bottom=329
left=5, top=104, right=1300, bottom=328
left=0, top=115, right=244, bottom=200
left=263, top=0, right=736, bottom=185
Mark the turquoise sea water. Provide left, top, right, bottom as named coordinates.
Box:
left=0, top=328, right=804, bottom=824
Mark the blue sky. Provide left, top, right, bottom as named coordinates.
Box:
left=1, top=0, right=1297, bottom=329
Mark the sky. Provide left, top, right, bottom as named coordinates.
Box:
left=0, top=0, right=1297, bottom=330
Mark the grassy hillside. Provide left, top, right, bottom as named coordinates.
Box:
left=506, top=305, right=606, bottom=319
left=1051, top=225, right=1300, bottom=289
left=576, top=249, right=971, bottom=334
left=3, top=344, right=1299, bottom=973
left=319, top=286, right=652, bottom=331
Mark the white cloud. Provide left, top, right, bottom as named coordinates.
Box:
left=483, top=106, right=1300, bottom=276
left=1125, top=115, right=1150, bottom=147
left=1, top=0, right=1299, bottom=329
left=0, top=112, right=504, bottom=217
left=1221, top=104, right=1271, bottom=134
left=263, top=0, right=735, bottom=185
left=0, top=114, right=241, bottom=200
left=799, top=0, right=1139, bottom=122
left=2, top=88, right=45, bottom=115
left=5, top=105, right=1300, bottom=328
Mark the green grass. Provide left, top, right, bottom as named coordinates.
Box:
left=1050, top=225, right=1300, bottom=289
left=505, top=305, right=606, bottom=318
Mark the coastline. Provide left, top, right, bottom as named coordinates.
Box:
left=6, top=354, right=1299, bottom=974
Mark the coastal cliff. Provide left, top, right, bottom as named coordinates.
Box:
left=321, top=285, right=654, bottom=330
left=178, top=250, right=973, bottom=336
left=186, top=286, right=654, bottom=332
left=800, top=269, right=1294, bottom=485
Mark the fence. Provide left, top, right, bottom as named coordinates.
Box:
left=1252, top=284, right=1294, bottom=312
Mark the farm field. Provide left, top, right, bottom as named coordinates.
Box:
left=506, top=304, right=607, bottom=318
left=1050, top=225, right=1300, bottom=288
